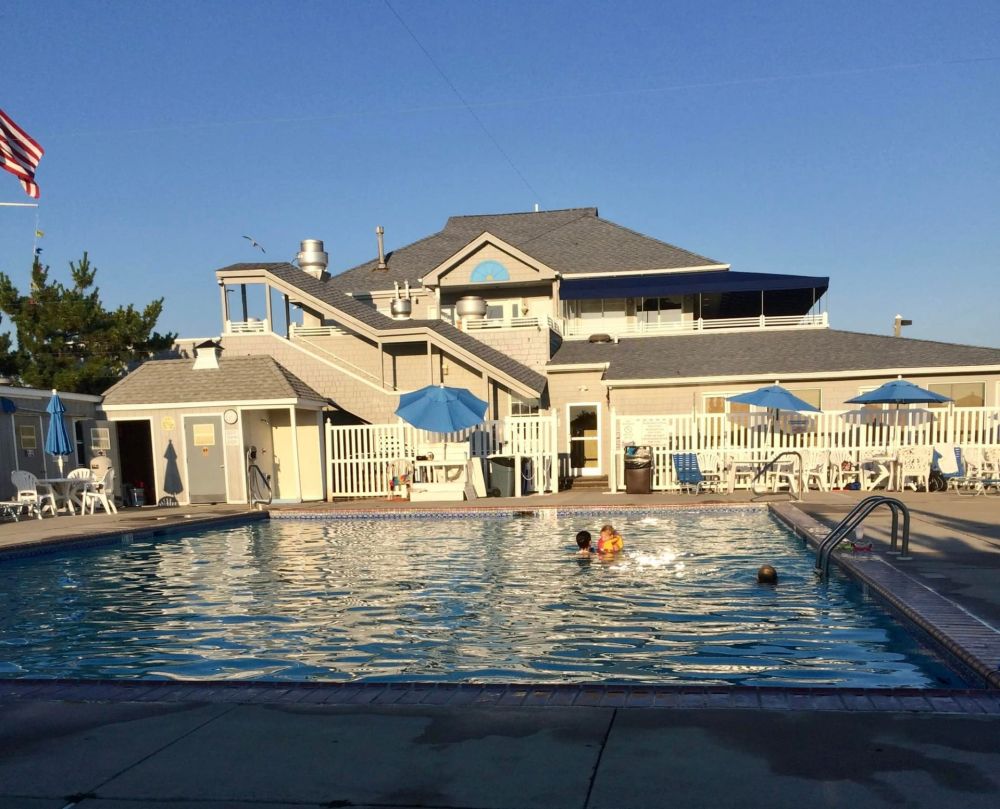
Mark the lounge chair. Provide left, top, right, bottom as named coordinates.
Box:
left=11, top=470, right=56, bottom=518
left=672, top=453, right=720, bottom=494
left=933, top=446, right=976, bottom=495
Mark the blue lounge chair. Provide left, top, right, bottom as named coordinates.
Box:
left=672, top=453, right=718, bottom=494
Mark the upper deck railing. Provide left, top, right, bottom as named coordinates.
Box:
left=562, top=311, right=828, bottom=339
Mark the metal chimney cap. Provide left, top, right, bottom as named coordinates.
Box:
left=297, top=239, right=329, bottom=279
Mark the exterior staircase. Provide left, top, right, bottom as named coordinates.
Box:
left=221, top=332, right=399, bottom=423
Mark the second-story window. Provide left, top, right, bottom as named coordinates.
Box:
left=639, top=296, right=683, bottom=324
left=511, top=395, right=540, bottom=417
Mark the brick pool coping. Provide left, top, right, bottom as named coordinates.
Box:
left=770, top=502, right=1000, bottom=690
left=3, top=679, right=1000, bottom=714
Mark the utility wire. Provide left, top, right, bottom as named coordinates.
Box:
left=41, top=53, right=1000, bottom=140
left=382, top=0, right=542, bottom=204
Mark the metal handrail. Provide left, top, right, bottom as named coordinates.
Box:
left=814, top=495, right=911, bottom=578
left=749, top=451, right=803, bottom=501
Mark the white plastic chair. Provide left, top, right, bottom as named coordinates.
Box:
left=803, top=450, right=830, bottom=491
left=898, top=447, right=931, bottom=492
left=66, top=467, right=94, bottom=515
left=829, top=451, right=862, bottom=490
left=81, top=468, right=118, bottom=515
left=11, top=470, right=56, bottom=518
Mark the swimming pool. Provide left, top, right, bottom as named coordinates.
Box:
left=0, top=509, right=964, bottom=687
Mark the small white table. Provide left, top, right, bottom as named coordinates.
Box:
left=39, top=477, right=87, bottom=515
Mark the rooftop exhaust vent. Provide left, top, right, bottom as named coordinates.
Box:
left=374, top=226, right=387, bottom=271
left=297, top=239, right=328, bottom=280
left=192, top=340, right=222, bottom=370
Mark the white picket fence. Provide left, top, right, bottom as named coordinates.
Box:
left=612, top=407, right=1000, bottom=491
left=326, top=413, right=559, bottom=499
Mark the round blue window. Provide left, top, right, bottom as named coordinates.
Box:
left=470, top=259, right=509, bottom=283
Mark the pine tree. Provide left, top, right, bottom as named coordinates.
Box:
left=0, top=252, right=176, bottom=394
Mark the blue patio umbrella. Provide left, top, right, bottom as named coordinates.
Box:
left=845, top=379, right=951, bottom=446
left=727, top=384, right=822, bottom=413
left=45, top=389, right=74, bottom=474
left=845, top=379, right=952, bottom=406
left=727, top=384, right=821, bottom=439
left=395, top=384, right=488, bottom=433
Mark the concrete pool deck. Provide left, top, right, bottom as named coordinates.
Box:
left=2, top=489, right=999, bottom=806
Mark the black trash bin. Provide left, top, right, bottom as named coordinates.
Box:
left=488, top=456, right=516, bottom=497
left=624, top=445, right=653, bottom=494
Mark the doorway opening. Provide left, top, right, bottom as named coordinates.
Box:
left=115, top=420, right=156, bottom=505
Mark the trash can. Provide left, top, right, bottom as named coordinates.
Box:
left=624, top=445, right=653, bottom=494
left=488, top=456, right=516, bottom=497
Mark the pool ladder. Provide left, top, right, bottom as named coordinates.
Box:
left=814, top=495, right=911, bottom=578
left=749, top=451, right=803, bottom=502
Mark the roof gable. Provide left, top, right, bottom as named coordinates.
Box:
left=421, top=232, right=558, bottom=288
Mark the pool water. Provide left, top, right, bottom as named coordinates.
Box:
left=0, top=510, right=964, bottom=687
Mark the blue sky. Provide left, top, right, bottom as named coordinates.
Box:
left=2, top=0, right=998, bottom=346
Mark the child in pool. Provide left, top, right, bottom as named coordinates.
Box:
left=597, top=524, right=624, bottom=554
left=575, top=530, right=593, bottom=555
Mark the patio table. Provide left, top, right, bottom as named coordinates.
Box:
left=39, top=477, right=87, bottom=515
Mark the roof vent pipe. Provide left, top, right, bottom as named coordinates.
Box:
left=375, top=225, right=387, bottom=270
left=297, top=240, right=328, bottom=280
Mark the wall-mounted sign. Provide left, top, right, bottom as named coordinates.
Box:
left=161, top=416, right=176, bottom=431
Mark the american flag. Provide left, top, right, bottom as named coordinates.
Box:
left=0, top=108, right=44, bottom=199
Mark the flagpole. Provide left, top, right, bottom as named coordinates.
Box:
left=0, top=202, right=39, bottom=207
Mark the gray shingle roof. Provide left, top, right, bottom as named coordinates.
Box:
left=326, top=207, right=722, bottom=291
left=549, top=330, right=1000, bottom=381
left=102, top=355, right=326, bottom=406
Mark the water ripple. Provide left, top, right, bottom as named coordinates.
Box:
left=0, top=512, right=963, bottom=687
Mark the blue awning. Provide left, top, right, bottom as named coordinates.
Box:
left=560, top=270, right=829, bottom=300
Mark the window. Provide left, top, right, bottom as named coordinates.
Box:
left=788, top=388, right=822, bottom=409
left=511, top=395, right=540, bottom=417
left=90, top=427, right=111, bottom=451
left=638, top=296, right=683, bottom=324
left=703, top=394, right=750, bottom=416
left=929, top=382, right=984, bottom=408
left=18, top=424, right=37, bottom=450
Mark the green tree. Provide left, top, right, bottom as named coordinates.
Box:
left=0, top=252, right=176, bottom=395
